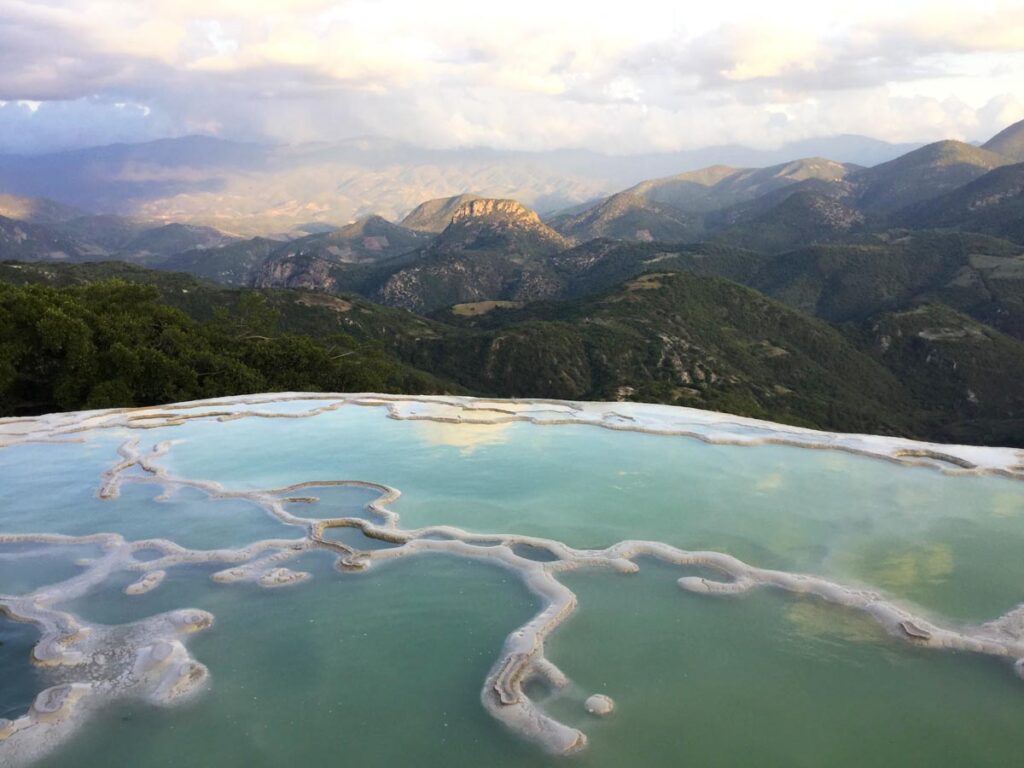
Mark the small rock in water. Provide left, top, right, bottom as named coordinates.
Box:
left=584, top=694, right=614, bottom=717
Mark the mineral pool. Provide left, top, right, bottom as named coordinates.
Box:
left=1, top=394, right=1022, bottom=767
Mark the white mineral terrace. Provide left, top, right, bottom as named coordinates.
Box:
left=0, top=394, right=1022, bottom=765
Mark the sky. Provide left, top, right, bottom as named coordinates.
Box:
left=0, top=0, right=1022, bottom=154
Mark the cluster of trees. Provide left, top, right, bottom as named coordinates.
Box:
left=0, top=281, right=442, bottom=416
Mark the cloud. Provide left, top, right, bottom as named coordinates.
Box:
left=0, top=0, right=1022, bottom=153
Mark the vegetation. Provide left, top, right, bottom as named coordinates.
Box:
left=3, top=121, right=1024, bottom=445
left=0, top=278, right=451, bottom=416
left=2, top=261, right=1023, bottom=447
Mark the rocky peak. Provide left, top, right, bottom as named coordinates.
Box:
left=449, top=198, right=541, bottom=226
left=430, top=198, right=572, bottom=256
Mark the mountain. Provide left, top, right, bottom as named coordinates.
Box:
left=0, top=201, right=241, bottom=264
left=850, top=140, right=1009, bottom=212
left=400, top=194, right=482, bottom=232
left=250, top=215, right=430, bottom=295
left=0, top=215, right=91, bottom=261
left=543, top=122, right=1024, bottom=246
left=293, top=215, right=430, bottom=262
left=119, top=223, right=239, bottom=259
left=53, top=214, right=147, bottom=252
left=0, top=134, right=919, bottom=237
left=711, top=191, right=866, bottom=252
left=545, top=158, right=856, bottom=244
left=546, top=191, right=702, bottom=243
left=483, top=230, right=1024, bottom=342
left=739, top=232, right=1024, bottom=339
left=627, top=158, right=854, bottom=212
left=5, top=260, right=1024, bottom=445
left=982, top=118, right=1024, bottom=162
left=0, top=263, right=456, bottom=415
left=429, top=198, right=572, bottom=254
left=894, top=162, right=1024, bottom=243
left=854, top=304, right=1024, bottom=445
left=158, top=237, right=283, bottom=286
left=0, top=194, right=87, bottom=224
left=371, top=199, right=573, bottom=312
left=407, top=271, right=917, bottom=435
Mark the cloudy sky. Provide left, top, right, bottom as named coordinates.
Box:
left=1, top=0, right=1022, bottom=154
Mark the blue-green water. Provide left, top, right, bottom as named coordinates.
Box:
left=1, top=402, right=1022, bottom=766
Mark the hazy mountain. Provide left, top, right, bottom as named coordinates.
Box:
left=0, top=194, right=87, bottom=224
left=546, top=192, right=702, bottom=243
left=546, top=123, right=1021, bottom=246
left=982, top=118, right=1024, bottom=162
left=628, top=158, right=855, bottom=212
left=546, top=158, right=856, bottom=243
left=158, top=237, right=282, bottom=286
left=0, top=215, right=91, bottom=261
left=119, top=223, right=239, bottom=259
left=0, top=134, right=919, bottom=237
left=54, top=214, right=147, bottom=252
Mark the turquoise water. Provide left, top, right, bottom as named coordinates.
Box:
left=1, top=402, right=1022, bottom=766
left=156, top=406, right=1024, bottom=620
left=0, top=616, right=41, bottom=721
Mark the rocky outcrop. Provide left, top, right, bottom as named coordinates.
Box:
left=449, top=198, right=541, bottom=225
left=253, top=254, right=337, bottom=292
left=432, top=198, right=572, bottom=255
left=400, top=194, right=482, bottom=233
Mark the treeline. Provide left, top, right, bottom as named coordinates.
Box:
left=0, top=281, right=445, bottom=416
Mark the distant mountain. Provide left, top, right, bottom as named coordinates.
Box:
left=850, top=140, right=1009, bottom=212
left=546, top=158, right=855, bottom=245
left=0, top=215, right=91, bottom=261
left=629, top=157, right=854, bottom=212
left=740, top=232, right=1024, bottom=340
left=0, top=194, right=87, bottom=224
left=120, top=223, right=239, bottom=259
left=303, top=216, right=430, bottom=261
left=250, top=215, right=430, bottom=294
left=0, top=133, right=919, bottom=237
left=400, top=194, right=481, bottom=233
left=894, top=162, right=1024, bottom=243
left=0, top=203, right=240, bottom=265
left=159, top=237, right=282, bottom=286
left=55, top=214, right=146, bottom=252
left=375, top=199, right=572, bottom=312
left=982, top=118, right=1024, bottom=162
left=429, top=199, right=571, bottom=254
left=546, top=191, right=702, bottom=243
left=711, top=191, right=866, bottom=252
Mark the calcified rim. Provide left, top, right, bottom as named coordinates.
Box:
left=0, top=394, right=1022, bottom=764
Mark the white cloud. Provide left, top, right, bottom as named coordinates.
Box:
left=0, top=0, right=1021, bottom=153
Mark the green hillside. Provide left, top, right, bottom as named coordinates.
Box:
left=3, top=260, right=1023, bottom=446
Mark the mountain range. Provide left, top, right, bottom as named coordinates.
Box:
left=2, top=118, right=1024, bottom=445
left=0, top=133, right=923, bottom=237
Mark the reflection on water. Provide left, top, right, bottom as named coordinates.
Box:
left=1, top=401, right=1022, bottom=768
